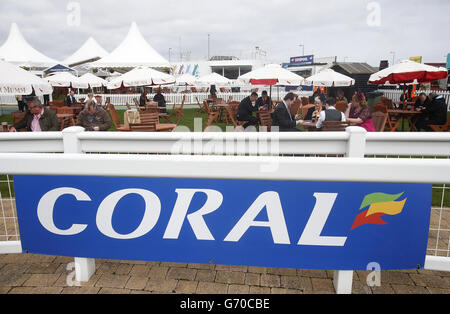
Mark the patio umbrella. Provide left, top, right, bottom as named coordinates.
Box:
left=46, top=72, right=89, bottom=89
left=304, top=69, right=355, bottom=87
left=78, top=73, right=107, bottom=89
left=176, top=73, right=196, bottom=86
left=196, top=72, right=231, bottom=86
left=238, top=64, right=305, bottom=86
left=238, top=64, right=305, bottom=102
left=0, top=59, right=53, bottom=96
left=368, top=60, right=448, bottom=85
left=368, top=60, right=448, bottom=108
left=107, top=66, right=175, bottom=89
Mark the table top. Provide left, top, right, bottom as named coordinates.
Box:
left=388, top=110, right=422, bottom=115
left=299, top=120, right=317, bottom=128
left=56, top=114, right=75, bottom=118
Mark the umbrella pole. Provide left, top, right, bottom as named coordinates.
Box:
left=402, top=84, right=406, bottom=110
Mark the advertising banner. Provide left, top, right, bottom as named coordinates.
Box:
left=15, top=175, right=431, bottom=270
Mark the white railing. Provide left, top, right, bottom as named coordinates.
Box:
left=378, top=89, right=450, bottom=111
left=0, top=127, right=449, bottom=294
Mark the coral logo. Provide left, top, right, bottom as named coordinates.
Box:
left=351, top=192, right=407, bottom=230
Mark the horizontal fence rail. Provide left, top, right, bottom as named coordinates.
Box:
left=0, top=153, right=449, bottom=183
left=1, top=129, right=450, bottom=156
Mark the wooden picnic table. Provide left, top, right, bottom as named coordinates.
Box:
left=387, top=110, right=422, bottom=132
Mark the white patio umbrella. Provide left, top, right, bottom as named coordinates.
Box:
left=238, top=64, right=305, bottom=101
left=79, top=73, right=107, bottom=88
left=196, top=72, right=231, bottom=85
left=107, top=66, right=175, bottom=89
left=46, top=72, right=88, bottom=89
left=0, top=60, right=53, bottom=95
left=304, top=69, right=355, bottom=87
left=238, top=64, right=305, bottom=86
left=176, top=73, right=197, bottom=86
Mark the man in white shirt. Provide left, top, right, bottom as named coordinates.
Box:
left=316, top=97, right=346, bottom=129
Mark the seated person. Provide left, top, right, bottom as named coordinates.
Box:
left=336, top=89, right=348, bottom=104
left=153, top=88, right=167, bottom=113
left=66, top=90, right=77, bottom=107
left=85, top=93, right=97, bottom=107
left=271, top=92, right=302, bottom=132
left=236, top=92, right=259, bottom=129
left=414, top=92, right=431, bottom=111
left=139, top=89, right=148, bottom=108
left=256, top=91, right=273, bottom=110
left=304, top=97, right=325, bottom=121
left=9, top=97, right=59, bottom=132
left=76, top=100, right=112, bottom=131
left=316, top=97, right=346, bottom=130
left=345, top=93, right=375, bottom=132
left=416, top=93, right=447, bottom=132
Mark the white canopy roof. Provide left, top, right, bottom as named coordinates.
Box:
left=304, top=69, right=355, bottom=87
left=46, top=72, right=89, bottom=89
left=196, top=72, right=231, bottom=85
left=107, top=66, right=175, bottom=89
left=0, top=23, right=59, bottom=68
left=238, top=64, right=304, bottom=86
left=0, top=60, right=53, bottom=95
left=90, top=22, right=170, bottom=69
left=176, top=73, right=197, bottom=86
left=79, top=73, right=107, bottom=88
left=63, top=37, right=108, bottom=66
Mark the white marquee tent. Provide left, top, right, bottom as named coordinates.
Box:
left=0, top=23, right=58, bottom=68
left=0, top=60, right=53, bottom=95
left=90, top=22, right=170, bottom=69
left=63, top=37, right=108, bottom=66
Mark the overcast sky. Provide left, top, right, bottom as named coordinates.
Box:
left=0, top=0, right=448, bottom=66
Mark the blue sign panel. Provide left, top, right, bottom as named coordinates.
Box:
left=447, top=53, right=450, bottom=69
left=290, top=55, right=314, bottom=66
left=14, top=176, right=431, bottom=270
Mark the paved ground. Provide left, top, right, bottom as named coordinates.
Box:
left=0, top=253, right=449, bottom=294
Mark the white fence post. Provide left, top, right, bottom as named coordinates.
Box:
left=333, top=126, right=367, bottom=294
left=62, top=126, right=96, bottom=283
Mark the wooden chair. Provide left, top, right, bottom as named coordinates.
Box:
left=430, top=120, right=450, bottom=132
left=138, top=112, right=177, bottom=132
left=11, top=111, right=26, bottom=131
left=301, top=97, right=309, bottom=107
left=195, top=97, right=207, bottom=113
left=204, top=100, right=220, bottom=128
left=290, top=99, right=301, bottom=118
left=107, top=103, right=131, bottom=131
left=259, top=109, right=272, bottom=132
left=335, top=101, right=347, bottom=113
left=48, top=100, right=64, bottom=108
left=168, top=95, right=186, bottom=124
left=56, top=106, right=74, bottom=114
left=301, top=104, right=315, bottom=120
left=373, top=103, right=387, bottom=113
left=321, top=121, right=350, bottom=132
left=372, top=111, right=388, bottom=132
